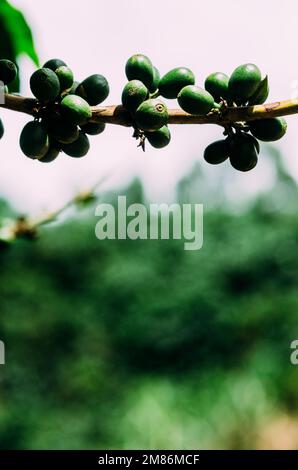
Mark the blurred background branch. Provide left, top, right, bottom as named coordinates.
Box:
left=0, top=175, right=108, bottom=244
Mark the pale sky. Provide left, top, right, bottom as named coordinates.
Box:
left=1, top=0, right=298, bottom=213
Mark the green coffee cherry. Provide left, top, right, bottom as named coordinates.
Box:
left=203, top=139, right=230, bottom=164
left=0, top=118, right=4, bottom=140
left=80, top=122, right=106, bottom=135
left=178, top=85, right=215, bottom=115
left=30, top=68, right=60, bottom=102
left=121, top=80, right=148, bottom=112
left=0, top=60, right=17, bottom=85
left=228, top=63, right=261, bottom=104
left=159, top=67, right=195, bottom=99
left=249, top=117, right=287, bottom=141
left=229, top=132, right=258, bottom=171
left=55, top=66, right=74, bottom=91
left=20, top=121, right=49, bottom=159
left=43, top=58, right=67, bottom=72
left=135, top=99, right=168, bottom=131
left=60, top=94, right=92, bottom=125
left=39, top=141, right=60, bottom=163
left=145, top=126, right=171, bottom=148
left=149, top=66, right=160, bottom=93
left=61, top=131, right=90, bottom=157
left=240, top=132, right=260, bottom=154
left=248, top=75, right=269, bottom=105
left=46, top=117, right=79, bottom=144
left=39, top=148, right=60, bottom=163
left=125, top=54, right=154, bottom=90
left=69, top=80, right=80, bottom=95
left=76, top=74, right=109, bottom=105
left=204, top=72, right=229, bottom=101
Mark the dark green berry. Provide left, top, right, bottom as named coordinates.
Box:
left=0, top=118, right=4, bottom=140
left=76, top=74, right=109, bottom=105
left=121, top=80, right=148, bottom=112
left=43, top=58, right=67, bottom=72
left=69, top=81, right=80, bottom=95
left=229, top=132, right=258, bottom=171
left=204, top=139, right=230, bottom=164
left=80, top=122, right=106, bottom=135
left=20, top=121, right=49, bottom=159
left=240, top=132, right=260, bottom=154
left=228, top=63, right=261, bottom=104
left=178, top=85, right=215, bottom=115
left=39, top=141, right=60, bottom=163
left=159, top=67, right=195, bottom=99
left=204, top=72, right=229, bottom=101
left=135, top=99, right=168, bottom=131
left=125, top=54, right=154, bottom=90
left=249, top=118, right=287, bottom=142
left=248, top=75, right=269, bottom=105
left=145, top=126, right=171, bottom=148
left=46, top=117, right=79, bottom=144
left=0, top=60, right=17, bottom=85
left=61, top=131, right=90, bottom=158
left=149, top=66, right=160, bottom=93
left=30, top=68, right=60, bottom=102
left=60, top=94, right=92, bottom=125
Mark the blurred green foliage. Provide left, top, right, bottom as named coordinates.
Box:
left=0, top=172, right=298, bottom=449
left=0, top=0, right=38, bottom=91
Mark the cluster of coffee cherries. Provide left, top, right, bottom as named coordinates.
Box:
left=121, top=54, right=212, bottom=150
left=121, top=55, right=169, bottom=150
left=0, top=55, right=288, bottom=171
left=202, top=64, right=286, bottom=172
left=19, top=59, right=109, bottom=162
left=0, top=59, right=18, bottom=140
left=122, top=55, right=286, bottom=171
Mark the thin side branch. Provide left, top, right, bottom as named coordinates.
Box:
left=0, top=176, right=108, bottom=243
left=1, top=93, right=298, bottom=127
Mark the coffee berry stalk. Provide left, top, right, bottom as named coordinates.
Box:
left=0, top=55, right=295, bottom=172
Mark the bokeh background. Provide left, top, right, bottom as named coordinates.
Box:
left=0, top=0, right=298, bottom=449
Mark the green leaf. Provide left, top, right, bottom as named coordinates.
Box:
left=0, top=0, right=39, bottom=91
left=248, top=75, right=269, bottom=105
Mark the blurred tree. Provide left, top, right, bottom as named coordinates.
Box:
left=0, top=172, right=298, bottom=449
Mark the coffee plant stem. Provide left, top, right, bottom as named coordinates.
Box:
left=88, top=99, right=298, bottom=126
left=0, top=93, right=38, bottom=116
left=1, top=94, right=298, bottom=127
